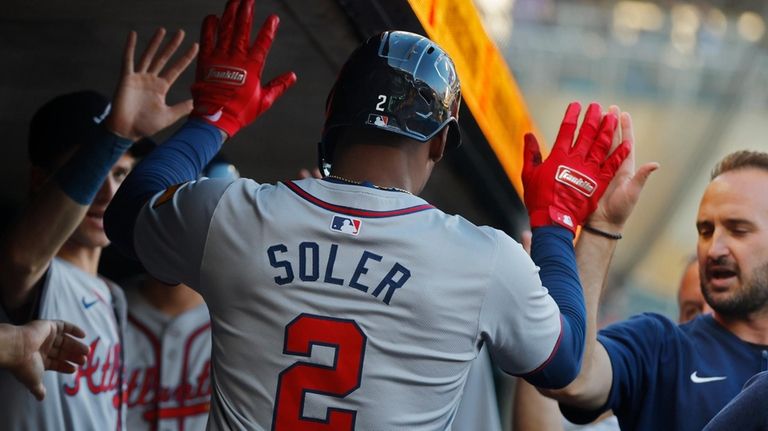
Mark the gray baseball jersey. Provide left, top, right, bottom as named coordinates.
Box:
left=452, top=346, right=503, bottom=431
left=123, top=280, right=212, bottom=431
left=134, top=178, right=563, bottom=430
left=0, top=257, right=126, bottom=430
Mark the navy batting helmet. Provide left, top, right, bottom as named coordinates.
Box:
left=318, top=31, right=461, bottom=175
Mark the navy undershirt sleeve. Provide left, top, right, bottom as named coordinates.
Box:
left=56, top=126, right=133, bottom=205
left=523, top=226, right=586, bottom=389
left=104, top=120, right=224, bottom=259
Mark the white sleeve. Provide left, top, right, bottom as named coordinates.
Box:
left=478, top=231, right=562, bottom=375
left=133, top=178, right=234, bottom=287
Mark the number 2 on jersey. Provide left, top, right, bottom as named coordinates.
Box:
left=272, top=314, right=367, bottom=431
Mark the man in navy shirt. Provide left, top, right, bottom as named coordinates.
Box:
left=547, top=150, right=768, bottom=431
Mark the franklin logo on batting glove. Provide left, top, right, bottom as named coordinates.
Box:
left=556, top=166, right=597, bottom=197
left=205, top=66, right=247, bottom=85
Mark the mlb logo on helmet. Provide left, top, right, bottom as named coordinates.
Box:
left=330, top=215, right=362, bottom=235
left=367, top=114, right=389, bottom=128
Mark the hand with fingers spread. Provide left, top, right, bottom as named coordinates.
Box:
left=6, top=320, right=89, bottom=401
left=522, top=102, right=630, bottom=233
left=105, top=28, right=199, bottom=141
left=586, top=107, right=659, bottom=233
left=191, top=0, right=297, bottom=137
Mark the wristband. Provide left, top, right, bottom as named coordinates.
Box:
left=581, top=224, right=622, bottom=240
left=55, top=125, right=133, bottom=205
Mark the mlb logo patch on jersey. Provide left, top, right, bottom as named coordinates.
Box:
left=330, top=215, right=361, bottom=235
left=367, top=114, right=389, bottom=128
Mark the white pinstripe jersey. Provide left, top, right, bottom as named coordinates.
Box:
left=134, top=178, right=562, bottom=430
left=0, top=257, right=126, bottom=431
left=123, top=281, right=212, bottom=431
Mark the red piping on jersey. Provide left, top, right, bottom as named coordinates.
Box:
left=520, top=314, right=565, bottom=376
left=128, top=314, right=162, bottom=431
left=283, top=180, right=435, bottom=218
left=142, top=402, right=210, bottom=420
left=179, top=321, right=212, bottom=431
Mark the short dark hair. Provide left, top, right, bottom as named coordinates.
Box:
left=711, top=150, right=768, bottom=180
left=28, top=90, right=153, bottom=171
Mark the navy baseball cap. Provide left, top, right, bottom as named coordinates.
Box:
left=28, top=90, right=154, bottom=171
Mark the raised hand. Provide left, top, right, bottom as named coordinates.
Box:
left=522, top=102, right=630, bottom=233
left=586, top=107, right=659, bottom=232
left=106, top=28, right=199, bottom=141
left=9, top=320, right=89, bottom=401
left=191, top=0, right=297, bottom=137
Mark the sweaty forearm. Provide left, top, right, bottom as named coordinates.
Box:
left=105, top=120, right=224, bottom=259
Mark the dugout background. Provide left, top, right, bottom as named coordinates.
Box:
left=0, top=0, right=526, bottom=238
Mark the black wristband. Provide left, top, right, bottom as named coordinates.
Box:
left=582, top=224, right=622, bottom=240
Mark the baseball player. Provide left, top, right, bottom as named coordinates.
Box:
left=0, top=29, right=196, bottom=429
left=123, top=274, right=211, bottom=431
left=105, top=0, right=632, bottom=428
left=123, top=158, right=239, bottom=431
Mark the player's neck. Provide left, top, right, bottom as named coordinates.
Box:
left=139, top=279, right=205, bottom=317
left=331, top=144, right=429, bottom=194
left=57, top=242, right=101, bottom=275
left=714, top=310, right=768, bottom=345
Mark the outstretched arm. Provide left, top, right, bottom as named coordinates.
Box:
left=105, top=0, right=296, bottom=260
left=512, top=102, right=630, bottom=389
left=543, top=108, right=658, bottom=409
left=0, top=29, right=197, bottom=315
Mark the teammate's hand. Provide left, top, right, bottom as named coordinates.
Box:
left=586, top=107, right=659, bottom=233
left=191, top=0, right=297, bottom=137
left=522, top=102, right=630, bottom=233
left=105, top=29, right=199, bottom=141
left=9, top=320, right=89, bottom=401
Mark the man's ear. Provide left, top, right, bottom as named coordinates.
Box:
left=428, top=127, right=448, bottom=163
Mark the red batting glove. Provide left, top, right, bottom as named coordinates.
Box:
left=191, top=0, right=297, bottom=137
left=522, top=102, right=630, bottom=233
